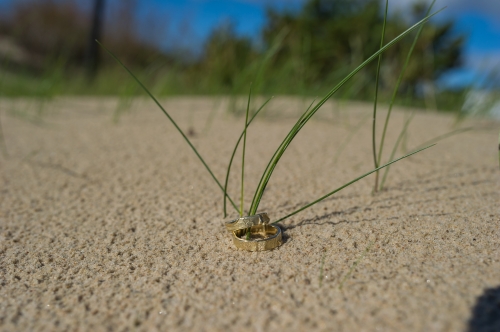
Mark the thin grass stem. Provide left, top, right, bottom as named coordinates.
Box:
left=250, top=8, right=444, bottom=215
left=248, top=99, right=316, bottom=214
left=223, top=97, right=273, bottom=217
left=240, top=88, right=252, bottom=217
left=98, top=40, right=239, bottom=213
left=375, top=0, right=436, bottom=190
left=241, top=89, right=252, bottom=239
left=372, top=0, right=388, bottom=190
left=272, top=144, right=434, bottom=224
left=413, top=127, right=472, bottom=152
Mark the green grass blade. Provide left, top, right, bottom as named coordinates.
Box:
left=498, top=130, right=500, bottom=169
left=272, top=144, right=435, bottom=223
left=376, top=0, right=436, bottom=189
left=412, top=127, right=472, bottom=152
left=248, top=99, right=316, bottom=213
left=223, top=97, right=273, bottom=217
left=380, top=127, right=471, bottom=190
left=372, top=0, right=388, bottom=188
left=97, top=40, right=239, bottom=213
left=240, top=87, right=252, bottom=216
left=250, top=8, right=444, bottom=215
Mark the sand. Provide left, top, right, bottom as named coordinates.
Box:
left=0, top=97, right=499, bottom=331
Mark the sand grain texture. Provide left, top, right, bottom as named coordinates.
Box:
left=0, top=97, right=499, bottom=331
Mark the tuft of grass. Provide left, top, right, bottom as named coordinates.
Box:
left=100, top=7, right=441, bottom=230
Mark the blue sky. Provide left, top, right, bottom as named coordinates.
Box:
left=136, top=0, right=500, bottom=89
left=129, top=0, right=304, bottom=52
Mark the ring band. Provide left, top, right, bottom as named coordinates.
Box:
left=232, top=224, right=282, bottom=251
left=225, top=212, right=270, bottom=232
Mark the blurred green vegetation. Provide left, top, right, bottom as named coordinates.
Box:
left=0, top=0, right=472, bottom=111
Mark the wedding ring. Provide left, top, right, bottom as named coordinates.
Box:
left=225, top=212, right=270, bottom=232
left=232, top=224, right=282, bottom=251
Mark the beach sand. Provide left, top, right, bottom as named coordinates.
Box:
left=1, top=97, right=499, bottom=331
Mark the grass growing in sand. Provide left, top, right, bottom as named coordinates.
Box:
left=98, top=7, right=442, bottom=228
left=222, top=96, right=274, bottom=217
left=372, top=0, right=433, bottom=192
left=239, top=88, right=251, bottom=239
left=370, top=0, right=473, bottom=192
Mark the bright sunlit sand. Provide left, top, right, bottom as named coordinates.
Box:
left=1, top=97, right=498, bottom=331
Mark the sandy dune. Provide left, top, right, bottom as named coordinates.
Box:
left=0, top=97, right=499, bottom=331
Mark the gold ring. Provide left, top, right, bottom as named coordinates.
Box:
left=225, top=212, right=270, bottom=232
left=232, top=224, right=282, bottom=251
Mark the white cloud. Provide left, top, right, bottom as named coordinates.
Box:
left=234, top=0, right=499, bottom=26
left=465, top=51, right=500, bottom=72
left=385, top=0, right=500, bottom=24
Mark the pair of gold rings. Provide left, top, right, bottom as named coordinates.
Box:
left=225, top=213, right=282, bottom=251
